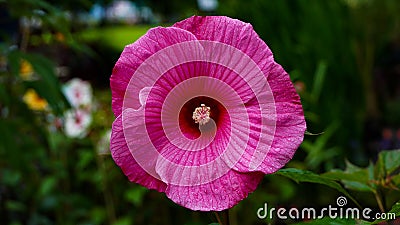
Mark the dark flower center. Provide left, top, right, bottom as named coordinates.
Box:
left=179, top=96, right=226, bottom=139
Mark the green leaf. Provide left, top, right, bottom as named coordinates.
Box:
left=276, top=168, right=360, bottom=207
left=323, top=169, right=367, bottom=183
left=341, top=181, right=374, bottom=192
left=387, top=201, right=400, bottom=218
left=392, top=174, right=400, bottom=187
left=375, top=150, right=400, bottom=179
left=322, top=161, right=376, bottom=192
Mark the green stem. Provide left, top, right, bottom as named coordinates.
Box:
left=374, top=190, right=386, bottom=213
left=214, top=210, right=230, bottom=225
left=223, top=210, right=230, bottom=225
left=214, top=212, right=223, bottom=225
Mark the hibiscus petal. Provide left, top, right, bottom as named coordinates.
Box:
left=257, top=63, right=306, bottom=173
left=110, top=111, right=166, bottom=191
left=122, top=41, right=206, bottom=116
left=111, top=26, right=199, bottom=117
left=174, top=16, right=275, bottom=76
left=165, top=170, right=264, bottom=211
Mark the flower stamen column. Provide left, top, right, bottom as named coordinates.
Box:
left=192, top=104, right=211, bottom=125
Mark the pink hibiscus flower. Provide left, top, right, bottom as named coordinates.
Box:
left=110, top=16, right=306, bottom=211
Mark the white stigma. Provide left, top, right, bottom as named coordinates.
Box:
left=192, top=103, right=211, bottom=125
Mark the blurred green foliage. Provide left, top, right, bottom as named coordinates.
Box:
left=219, top=0, right=400, bottom=167
left=77, top=25, right=151, bottom=52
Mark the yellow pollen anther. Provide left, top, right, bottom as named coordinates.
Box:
left=192, top=103, right=211, bottom=125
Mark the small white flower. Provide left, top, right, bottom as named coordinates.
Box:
left=64, top=109, right=92, bottom=138
left=63, top=78, right=92, bottom=108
